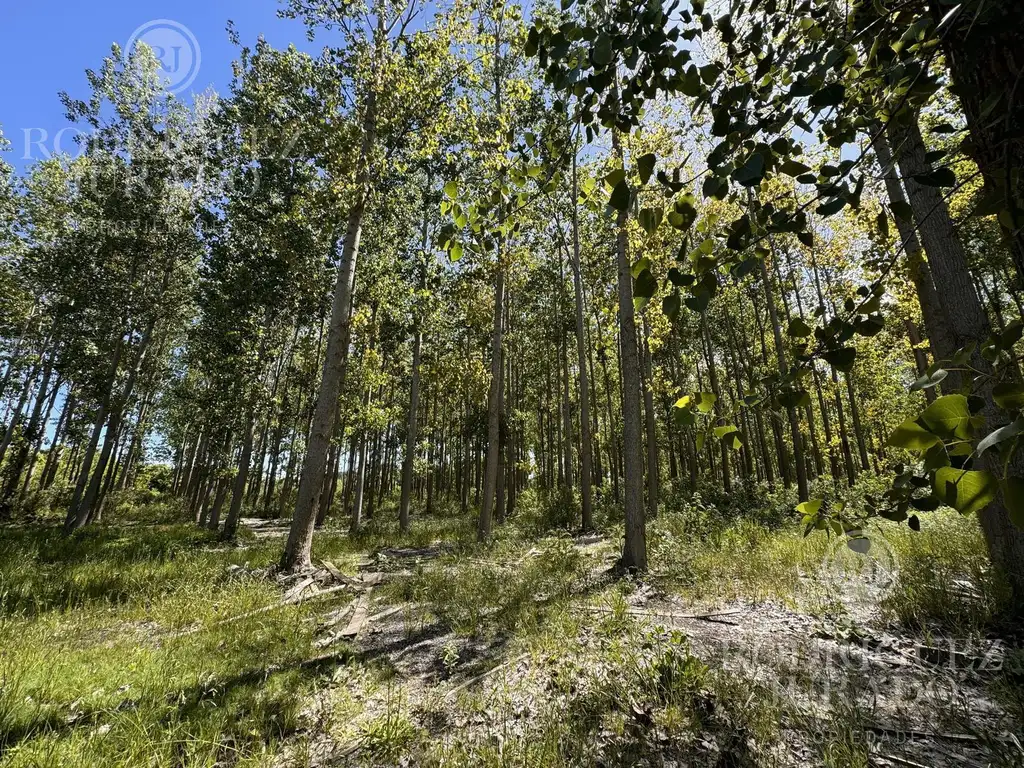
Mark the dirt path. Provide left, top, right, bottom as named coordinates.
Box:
left=257, top=527, right=1021, bottom=768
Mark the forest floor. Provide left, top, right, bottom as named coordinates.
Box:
left=1, top=491, right=1022, bottom=767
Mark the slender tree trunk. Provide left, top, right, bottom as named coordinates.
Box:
left=612, top=126, right=646, bottom=572
left=223, top=409, right=256, bottom=540
left=642, top=316, right=659, bottom=518
left=568, top=155, right=594, bottom=529
left=759, top=254, right=809, bottom=501
left=281, top=61, right=380, bottom=571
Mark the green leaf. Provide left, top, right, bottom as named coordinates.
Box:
left=809, top=82, right=845, bottom=109
left=443, top=180, right=459, bottom=200
left=817, top=197, right=847, bottom=217
left=993, top=383, right=1024, bottom=411
left=824, top=347, right=856, bottom=371
left=449, top=242, right=464, bottom=262
left=787, top=318, right=813, bottom=337
left=637, top=153, right=656, bottom=185
left=696, top=393, right=717, bottom=414
left=713, top=425, right=738, bottom=439
left=684, top=292, right=711, bottom=313
left=933, top=467, right=999, bottom=516
left=778, top=389, right=810, bottom=409
left=976, top=417, right=1024, bottom=455
left=796, top=498, right=822, bottom=516
left=631, top=257, right=651, bottom=279
left=609, top=179, right=631, bottom=211
left=847, top=537, right=871, bottom=554
left=731, top=153, right=765, bottom=187
left=889, top=419, right=941, bottom=451
left=910, top=495, right=941, bottom=512
left=781, top=159, right=812, bottom=177
left=890, top=200, right=914, bottom=220
left=638, top=207, right=663, bottom=235
left=1003, top=477, right=1024, bottom=528
left=633, top=268, right=658, bottom=311
left=919, top=394, right=973, bottom=440
left=914, top=167, right=956, bottom=188
left=605, top=169, right=627, bottom=187
left=911, top=369, right=948, bottom=391
left=854, top=314, right=885, bottom=337
left=662, top=292, right=681, bottom=321
left=592, top=35, right=613, bottom=67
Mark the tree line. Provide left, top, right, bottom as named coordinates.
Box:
left=1, top=0, right=1023, bottom=601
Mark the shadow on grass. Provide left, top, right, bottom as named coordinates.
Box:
left=0, top=523, right=259, bottom=618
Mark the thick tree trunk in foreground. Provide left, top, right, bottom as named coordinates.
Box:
left=478, top=28, right=506, bottom=543
left=874, top=131, right=955, bottom=369
left=935, top=0, right=1024, bottom=279
left=891, top=110, right=1024, bottom=601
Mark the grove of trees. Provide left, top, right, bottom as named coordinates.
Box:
left=2, top=0, right=1024, bottom=602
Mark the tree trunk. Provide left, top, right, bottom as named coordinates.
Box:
left=891, top=107, right=1024, bottom=601
left=568, top=153, right=594, bottom=530
left=613, top=127, right=647, bottom=572
left=281, top=70, right=379, bottom=571
left=759, top=253, right=809, bottom=501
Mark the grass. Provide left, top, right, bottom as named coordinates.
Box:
left=0, top=515, right=356, bottom=767
left=0, top=487, right=1019, bottom=766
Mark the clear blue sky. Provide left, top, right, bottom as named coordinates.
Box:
left=0, top=0, right=318, bottom=174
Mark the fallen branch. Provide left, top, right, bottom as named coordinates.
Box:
left=584, top=606, right=744, bottom=624
left=163, top=584, right=352, bottom=640
left=444, top=653, right=531, bottom=700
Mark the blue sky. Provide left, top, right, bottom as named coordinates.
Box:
left=0, top=0, right=318, bottom=174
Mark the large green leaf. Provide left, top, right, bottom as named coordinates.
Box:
left=662, top=292, right=681, bottom=321
left=780, top=159, right=812, bottom=177
left=911, top=369, right=947, bottom=391
left=637, top=153, right=656, bottom=185
left=787, top=318, right=813, bottom=337
left=919, top=395, right=972, bottom=440
left=796, top=499, right=822, bottom=516
left=633, top=268, right=658, bottom=311
left=592, top=35, right=613, bottom=67
left=824, top=347, right=856, bottom=372
left=933, top=467, right=998, bottom=516
left=638, top=207, right=663, bottom=234
left=889, top=419, right=941, bottom=452
left=696, top=393, right=717, bottom=414
left=731, top=153, right=765, bottom=187
left=609, top=179, right=631, bottom=211
left=993, top=383, right=1024, bottom=411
